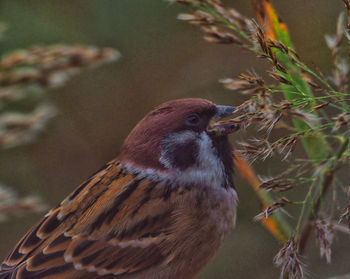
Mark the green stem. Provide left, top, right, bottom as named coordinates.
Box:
left=298, top=137, right=349, bottom=251
left=295, top=179, right=318, bottom=234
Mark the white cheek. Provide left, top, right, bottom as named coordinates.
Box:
left=125, top=131, right=232, bottom=191
left=173, top=132, right=226, bottom=189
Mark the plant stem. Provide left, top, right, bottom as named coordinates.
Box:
left=299, top=137, right=349, bottom=251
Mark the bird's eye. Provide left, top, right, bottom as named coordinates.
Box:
left=186, top=113, right=200, bottom=125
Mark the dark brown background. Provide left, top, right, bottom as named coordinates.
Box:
left=0, top=1, right=348, bottom=278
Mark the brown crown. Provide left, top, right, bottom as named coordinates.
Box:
left=118, top=98, right=217, bottom=170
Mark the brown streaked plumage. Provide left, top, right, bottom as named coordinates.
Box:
left=0, top=98, right=238, bottom=279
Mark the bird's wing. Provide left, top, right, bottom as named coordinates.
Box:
left=0, top=161, right=177, bottom=279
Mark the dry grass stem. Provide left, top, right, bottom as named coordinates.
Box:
left=314, top=216, right=334, bottom=264
left=340, top=203, right=350, bottom=227
left=0, top=184, right=47, bottom=222
left=0, top=45, right=119, bottom=89
left=259, top=177, right=293, bottom=193
left=274, top=236, right=305, bottom=279
left=254, top=197, right=291, bottom=221
left=0, top=105, right=57, bottom=148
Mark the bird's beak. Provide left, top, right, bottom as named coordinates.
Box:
left=207, top=105, right=239, bottom=136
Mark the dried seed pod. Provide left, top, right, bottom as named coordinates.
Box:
left=331, top=58, right=349, bottom=91
left=340, top=202, right=350, bottom=228
left=0, top=184, right=47, bottom=222
left=0, top=105, right=57, bottom=148
left=202, top=26, right=243, bottom=44
left=259, top=178, right=293, bottom=192
left=274, top=236, right=305, bottom=279
left=0, top=45, right=119, bottom=88
left=278, top=136, right=299, bottom=160
left=269, top=71, right=292, bottom=85
left=253, top=197, right=291, bottom=221
left=331, top=112, right=349, bottom=131
left=315, top=216, right=334, bottom=264
left=177, top=10, right=216, bottom=25
left=267, top=39, right=289, bottom=54
left=220, top=72, right=265, bottom=94
left=311, top=102, right=330, bottom=111
left=325, top=12, right=345, bottom=55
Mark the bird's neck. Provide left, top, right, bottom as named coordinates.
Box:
left=120, top=132, right=234, bottom=191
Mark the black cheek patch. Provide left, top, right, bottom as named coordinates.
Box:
left=172, top=140, right=199, bottom=170
left=162, top=139, right=199, bottom=170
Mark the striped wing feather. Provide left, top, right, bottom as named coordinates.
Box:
left=0, top=161, right=175, bottom=279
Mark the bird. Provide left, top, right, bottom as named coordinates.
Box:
left=0, top=98, right=239, bottom=279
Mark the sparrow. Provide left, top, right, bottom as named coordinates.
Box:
left=0, top=98, right=239, bottom=279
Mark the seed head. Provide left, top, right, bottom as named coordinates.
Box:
left=274, top=236, right=306, bottom=279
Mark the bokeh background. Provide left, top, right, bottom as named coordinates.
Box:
left=0, top=1, right=348, bottom=278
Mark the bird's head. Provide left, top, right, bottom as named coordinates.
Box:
left=118, top=98, right=238, bottom=188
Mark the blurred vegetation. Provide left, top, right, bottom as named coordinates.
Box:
left=0, top=1, right=349, bottom=279
left=0, top=21, right=119, bottom=231
left=173, top=0, right=350, bottom=278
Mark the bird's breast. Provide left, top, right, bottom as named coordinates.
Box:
left=162, top=186, right=238, bottom=279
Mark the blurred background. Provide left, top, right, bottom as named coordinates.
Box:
left=0, top=1, right=348, bottom=278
